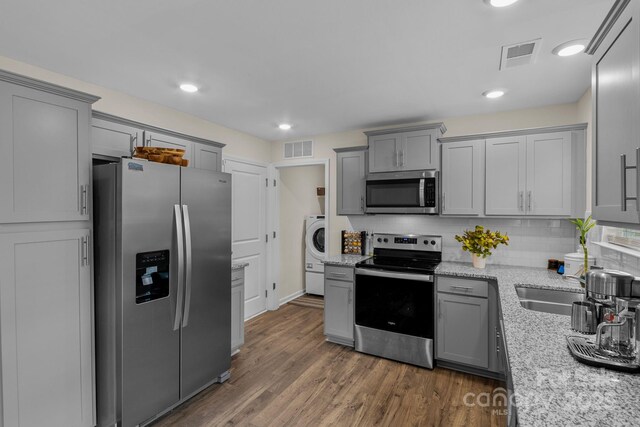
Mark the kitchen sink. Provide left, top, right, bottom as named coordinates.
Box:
left=515, top=286, right=585, bottom=315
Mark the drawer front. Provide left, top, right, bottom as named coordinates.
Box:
left=324, top=265, right=354, bottom=282
left=437, top=276, right=488, bottom=298
left=232, top=268, right=245, bottom=283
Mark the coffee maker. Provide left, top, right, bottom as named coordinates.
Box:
left=567, top=269, right=640, bottom=370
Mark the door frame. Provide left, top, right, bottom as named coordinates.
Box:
left=222, top=155, right=275, bottom=313
left=270, top=158, right=330, bottom=308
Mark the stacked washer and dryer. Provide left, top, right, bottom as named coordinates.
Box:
left=304, top=215, right=326, bottom=295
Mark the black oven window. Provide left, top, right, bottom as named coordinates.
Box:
left=355, top=275, right=434, bottom=339
left=366, top=179, right=421, bottom=207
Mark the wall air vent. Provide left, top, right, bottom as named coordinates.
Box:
left=500, top=38, right=542, bottom=70
left=283, top=140, right=313, bottom=159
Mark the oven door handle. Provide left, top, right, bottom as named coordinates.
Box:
left=419, top=178, right=425, bottom=207
left=355, top=268, right=433, bottom=283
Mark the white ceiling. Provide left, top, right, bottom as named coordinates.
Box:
left=0, top=0, right=613, bottom=141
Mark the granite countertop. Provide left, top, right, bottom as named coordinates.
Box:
left=232, top=262, right=249, bottom=270
left=436, top=262, right=640, bottom=426
left=322, top=254, right=371, bottom=267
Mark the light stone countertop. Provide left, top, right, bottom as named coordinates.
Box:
left=436, top=262, right=640, bottom=427
left=232, top=262, right=249, bottom=270
left=322, top=254, right=371, bottom=267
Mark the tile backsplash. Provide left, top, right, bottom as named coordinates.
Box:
left=347, top=216, right=578, bottom=268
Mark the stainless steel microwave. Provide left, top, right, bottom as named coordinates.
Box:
left=365, top=170, right=439, bottom=214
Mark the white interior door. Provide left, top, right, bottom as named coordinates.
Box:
left=224, top=159, right=268, bottom=319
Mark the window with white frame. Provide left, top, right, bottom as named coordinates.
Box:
left=601, top=226, right=640, bottom=251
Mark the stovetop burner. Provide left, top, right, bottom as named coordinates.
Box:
left=356, top=256, right=440, bottom=274
left=355, top=233, right=442, bottom=274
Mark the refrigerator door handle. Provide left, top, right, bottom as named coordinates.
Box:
left=182, top=204, right=193, bottom=328
left=173, top=204, right=185, bottom=331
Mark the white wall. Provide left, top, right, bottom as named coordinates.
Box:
left=278, top=165, right=325, bottom=299
left=0, top=55, right=271, bottom=162
left=271, top=100, right=586, bottom=266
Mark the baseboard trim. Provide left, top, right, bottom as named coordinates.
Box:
left=279, top=289, right=305, bottom=306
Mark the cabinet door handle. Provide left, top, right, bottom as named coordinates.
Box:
left=496, top=327, right=501, bottom=355
left=360, top=196, right=364, bottom=212
left=621, top=152, right=639, bottom=212
left=329, top=272, right=347, bottom=278
left=80, top=185, right=88, bottom=215
left=442, top=192, right=446, bottom=212
left=80, top=235, right=89, bottom=266
left=399, top=150, right=404, bottom=167
left=438, top=299, right=442, bottom=319
left=394, top=150, right=399, bottom=167
left=636, top=148, right=640, bottom=212
left=348, top=288, right=352, bottom=304
left=451, top=285, right=473, bottom=291
left=527, top=191, right=532, bottom=212
left=129, top=134, right=138, bottom=156
left=519, top=191, right=524, bottom=212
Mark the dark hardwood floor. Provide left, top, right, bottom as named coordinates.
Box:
left=154, top=302, right=506, bottom=427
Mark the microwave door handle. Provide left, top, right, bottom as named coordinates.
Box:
left=419, top=179, right=425, bottom=207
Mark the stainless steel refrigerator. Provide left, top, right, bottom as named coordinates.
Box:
left=93, top=159, right=231, bottom=427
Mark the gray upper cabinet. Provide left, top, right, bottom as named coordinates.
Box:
left=486, top=132, right=573, bottom=216
left=588, top=0, right=640, bottom=225
left=525, top=132, right=572, bottom=216
left=485, top=136, right=527, bottom=216
left=365, top=123, right=446, bottom=173
left=441, top=140, right=485, bottom=215
left=0, top=73, right=98, bottom=223
left=335, top=146, right=367, bottom=215
left=442, top=125, right=584, bottom=218
left=91, top=112, right=225, bottom=171
left=193, top=142, right=222, bottom=172
left=402, top=129, right=438, bottom=171
left=0, top=228, right=94, bottom=427
left=92, top=117, right=142, bottom=159
left=368, top=133, right=402, bottom=173
left=145, top=131, right=194, bottom=166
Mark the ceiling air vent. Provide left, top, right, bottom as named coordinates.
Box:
left=284, top=140, right=313, bottom=159
left=500, top=38, right=541, bottom=70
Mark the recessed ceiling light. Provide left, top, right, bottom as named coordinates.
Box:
left=552, top=40, right=587, bottom=57
left=179, top=83, right=198, bottom=93
left=484, top=0, right=519, bottom=7
left=483, top=90, right=505, bottom=99
left=278, top=123, right=292, bottom=130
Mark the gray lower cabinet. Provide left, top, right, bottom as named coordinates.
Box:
left=335, top=146, right=367, bottom=215
left=589, top=0, right=640, bottom=226
left=0, top=228, right=94, bottom=427
left=231, top=267, right=245, bottom=354
left=92, top=117, right=142, bottom=159
left=436, top=276, right=503, bottom=377
left=441, top=139, right=485, bottom=215
left=0, top=72, right=98, bottom=223
left=365, top=123, right=446, bottom=173
left=324, top=265, right=354, bottom=346
left=194, top=142, right=222, bottom=172
left=437, top=292, right=489, bottom=368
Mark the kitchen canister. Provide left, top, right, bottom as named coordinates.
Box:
left=564, top=251, right=596, bottom=277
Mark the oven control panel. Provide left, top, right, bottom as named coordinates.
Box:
left=373, top=233, right=442, bottom=252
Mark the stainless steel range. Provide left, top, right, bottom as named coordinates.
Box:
left=354, top=233, right=442, bottom=368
